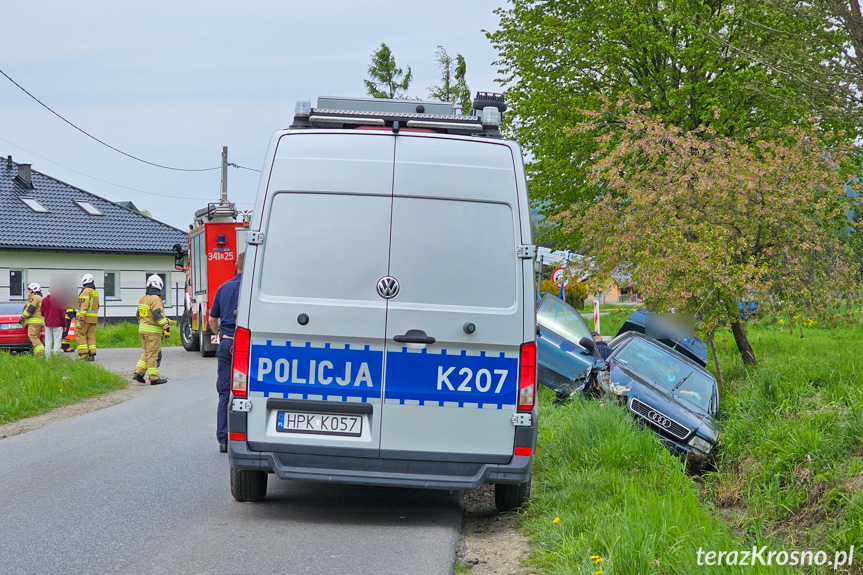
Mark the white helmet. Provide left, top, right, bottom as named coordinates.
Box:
left=146, top=274, right=164, bottom=290
left=27, top=282, right=41, bottom=292
left=81, top=273, right=95, bottom=285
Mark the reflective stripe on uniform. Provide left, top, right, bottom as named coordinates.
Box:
left=136, top=361, right=147, bottom=369
left=139, top=325, right=163, bottom=334
left=24, top=318, right=44, bottom=325
left=33, top=345, right=44, bottom=353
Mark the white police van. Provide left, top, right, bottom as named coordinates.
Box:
left=228, top=93, right=537, bottom=511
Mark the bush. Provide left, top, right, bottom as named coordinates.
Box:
left=540, top=279, right=588, bottom=309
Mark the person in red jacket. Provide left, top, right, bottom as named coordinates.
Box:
left=42, top=290, right=69, bottom=358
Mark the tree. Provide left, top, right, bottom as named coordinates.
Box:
left=486, top=0, right=862, bottom=363
left=429, top=46, right=471, bottom=114
left=364, top=43, right=413, bottom=99
left=486, top=0, right=860, bottom=245
left=572, top=106, right=859, bottom=364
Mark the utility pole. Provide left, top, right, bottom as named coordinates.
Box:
left=220, top=145, right=228, bottom=203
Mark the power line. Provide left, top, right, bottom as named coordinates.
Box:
left=0, top=68, right=260, bottom=173
left=0, top=136, right=253, bottom=205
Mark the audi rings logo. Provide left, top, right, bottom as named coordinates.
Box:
left=647, top=410, right=672, bottom=428
left=377, top=276, right=400, bottom=299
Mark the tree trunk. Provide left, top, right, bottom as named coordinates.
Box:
left=730, top=319, right=757, bottom=365
left=708, top=333, right=723, bottom=384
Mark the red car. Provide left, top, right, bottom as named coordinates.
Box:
left=0, top=301, right=41, bottom=352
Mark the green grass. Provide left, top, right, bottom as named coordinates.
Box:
left=525, top=321, right=863, bottom=573
left=0, top=353, right=128, bottom=424
left=525, top=389, right=795, bottom=574
left=704, top=326, right=863, bottom=555
left=96, top=322, right=182, bottom=348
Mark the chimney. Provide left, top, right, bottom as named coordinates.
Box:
left=15, top=164, right=34, bottom=189
left=6, top=155, right=11, bottom=169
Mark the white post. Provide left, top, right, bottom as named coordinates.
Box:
left=593, top=299, right=600, bottom=334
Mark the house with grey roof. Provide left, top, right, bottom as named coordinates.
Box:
left=1, top=156, right=188, bottom=320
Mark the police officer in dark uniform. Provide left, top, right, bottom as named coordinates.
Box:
left=208, top=252, right=245, bottom=453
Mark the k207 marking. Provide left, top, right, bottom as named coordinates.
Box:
left=437, top=366, right=509, bottom=393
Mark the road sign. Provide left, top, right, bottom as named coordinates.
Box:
left=551, top=267, right=569, bottom=288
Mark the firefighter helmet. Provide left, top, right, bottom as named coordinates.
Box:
left=27, top=282, right=41, bottom=292
left=146, top=274, right=164, bottom=290
left=80, top=273, right=95, bottom=285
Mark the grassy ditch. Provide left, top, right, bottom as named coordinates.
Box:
left=524, top=322, right=862, bottom=574
left=96, top=322, right=181, bottom=348
left=705, top=326, right=863, bottom=561
left=0, top=353, right=128, bottom=424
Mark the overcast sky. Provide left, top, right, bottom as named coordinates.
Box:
left=1, top=1, right=507, bottom=230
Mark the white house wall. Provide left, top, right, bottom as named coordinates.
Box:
left=0, top=251, right=186, bottom=320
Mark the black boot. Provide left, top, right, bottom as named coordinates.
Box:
left=132, top=372, right=146, bottom=383
left=149, top=378, right=168, bottom=385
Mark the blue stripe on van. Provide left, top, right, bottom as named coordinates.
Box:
left=249, top=341, right=519, bottom=408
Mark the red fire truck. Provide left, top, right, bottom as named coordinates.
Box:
left=175, top=200, right=248, bottom=356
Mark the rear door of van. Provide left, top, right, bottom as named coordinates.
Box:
left=380, top=136, right=526, bottom=461
left=245, top=132, right=394, bottom=457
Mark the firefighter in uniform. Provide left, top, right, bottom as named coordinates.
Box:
left=19, top=283, right=45, bottom=356
left=133, top=275, right=170, bottom=385
left=75, top=273, right=100, bottom=360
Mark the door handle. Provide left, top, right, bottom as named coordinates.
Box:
left=393, top=329, right=436, bottom=345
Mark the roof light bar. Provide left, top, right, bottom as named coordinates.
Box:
left=405, top=120, right=483, bottom=131
left=309, top=115, right=385, bottom=126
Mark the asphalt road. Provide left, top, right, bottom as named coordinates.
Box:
left=0, top=348, right=463, bottom=575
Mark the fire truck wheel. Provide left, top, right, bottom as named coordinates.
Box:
left=230, top=467, right=267, bottom=502
left=180, top=311, right=199, bottom=352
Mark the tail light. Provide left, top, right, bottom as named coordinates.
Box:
left=232, top=327, right=250, bottom=398
left=517, top=341, right=536, bottom=411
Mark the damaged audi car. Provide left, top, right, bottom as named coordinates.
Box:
left=536, top=294, right=720, bottom=470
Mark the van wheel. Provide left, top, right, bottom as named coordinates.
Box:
left=230, top=467, right=267, bottom=502
left=180, top=311, right=199, bottom=352
left=494, top=478, right=531, bottom=512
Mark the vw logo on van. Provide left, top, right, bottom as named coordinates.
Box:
left=377, top=276, right=400, bottom=299
left=647, top=410, right=672, bottom=428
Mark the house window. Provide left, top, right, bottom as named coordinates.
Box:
left=145, top=272, right=169, bottom=304
left=103, top=272, right=117, bottom=299
left=20, top=197, right=49, bottom=213
left=10, top=270, right=24, bottom=299
left=75, top=200, right=103, bottom=216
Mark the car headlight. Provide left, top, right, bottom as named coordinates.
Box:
left=687, top=435, right=713, bottom=453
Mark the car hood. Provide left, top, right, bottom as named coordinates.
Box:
left=609, top=362, right=719, bottom=443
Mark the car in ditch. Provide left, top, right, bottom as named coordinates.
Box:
left=590, top=332, right=719, bottom=469
left=536, top=295, right=719, bottom=469
left=536, top=293, right=598, bottom=392
left=0, top=301, right=36, bottom=352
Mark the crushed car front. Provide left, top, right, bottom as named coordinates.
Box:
left=604, top=333, right=720, bottom=468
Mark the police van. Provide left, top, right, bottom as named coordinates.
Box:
left=228, top=93, right=537, bottom=511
